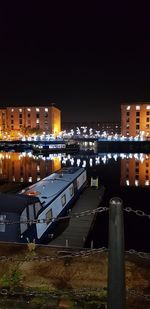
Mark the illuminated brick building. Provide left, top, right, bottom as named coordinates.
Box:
left=0, top=105, right=61, bottom=135
left=121, top=103, right=150, bottom=138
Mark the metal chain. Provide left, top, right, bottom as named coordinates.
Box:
left=0, top=206, right=109, bottom=225
left=127, top=288, right=150, bottom=302
left=0, top=287, right=106, bottom=297
left=126, top=249, right=150, bottom=260
left=124, top=207, right=150, bottom=219
left=0, top=247, right=108, bottom=262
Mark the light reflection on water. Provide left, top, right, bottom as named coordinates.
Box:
left=0, top=151, right=150, bottom=188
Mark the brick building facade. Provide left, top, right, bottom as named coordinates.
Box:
left=0, top=105, right=61, bottom=135
left=121, top=103, right=150, bottom=138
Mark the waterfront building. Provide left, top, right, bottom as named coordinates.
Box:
left=121, top=103, right=150, bottom=138
left=0, top=105, right=61, bottom=136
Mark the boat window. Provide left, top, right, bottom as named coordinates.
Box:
left=45, top=209, right=53, bottom=225
left=61, top=194, right=66, bottom=207
left=69, top=186, right=74, bottom=197
left=0, top=215, right=6, bottom=232
left=35, top=202, right=42, bottom=216
left=28, top=204, right=34, bottom=224
left=20, top=209, right=28, bottom=234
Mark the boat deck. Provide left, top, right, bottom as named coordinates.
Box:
left=50, top=186, right=105, bottom=248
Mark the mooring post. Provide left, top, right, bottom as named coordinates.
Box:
left=107, top=197, right=126, bottom=309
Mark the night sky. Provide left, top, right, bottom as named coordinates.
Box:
left=0, top=2, right=150, bottom=122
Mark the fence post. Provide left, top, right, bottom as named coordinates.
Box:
left=107, top=197, right=126, bottom=309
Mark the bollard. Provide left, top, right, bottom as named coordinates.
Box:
left=107, top=197, right=126, bottom=309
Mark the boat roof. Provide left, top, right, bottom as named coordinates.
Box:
left=22, top=167, right=85, bottom=205
left=0, top=193, right=39, bottom=213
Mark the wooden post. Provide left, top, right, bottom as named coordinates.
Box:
left=107, top=197, right=126, bottom=309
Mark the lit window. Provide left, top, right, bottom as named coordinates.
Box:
left=28, top=177, right=32, bottom=182
left=27, top=108, right=31, bottom=112
left=36, top=108, right=40, bottom=112
left=36, top=119, right=39, bottom=124
left=135, top=180, right=139, bottom=186
left=37, top=176, right=41, bottom=181
left=146, top=105, right=150, bottom=110
left=37, top=165, right=40, bottom=172
left=45, top=209, right=53, bottom=225
left=0, top=215, right=6, bottom=232
left=126, top=180, right=129, bottom=186
left=61, top=194, right=66, bottom=207
left=11, top=109, right=14, bottom=112
left=126, top=106, right=130, bottom=110
left=20, top=177, right=24, bottom=182
left=19, top=108, right=22, bottom=112
left=145, top=180, right=149, bottom=186
left=45, top=108, right=48, bottom=112
left=136, top=105, right=140, bottom=110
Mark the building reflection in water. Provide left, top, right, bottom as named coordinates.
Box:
left=120, top=153, right=150, bottom=187
left=0, top=152, right=150, bottom=187
left=0, top=152, right=61, bottom=183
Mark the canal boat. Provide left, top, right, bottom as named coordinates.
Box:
left=0, top=167, right=87, bottom=244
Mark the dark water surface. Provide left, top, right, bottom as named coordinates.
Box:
left=0, top=151, right=149, bottom=252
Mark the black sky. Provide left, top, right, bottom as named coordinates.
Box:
left=0, top=2, right=150, bottom=122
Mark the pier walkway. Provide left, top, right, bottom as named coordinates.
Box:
left=50, top=186, right=105, bottom=248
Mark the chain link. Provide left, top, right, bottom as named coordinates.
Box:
left=0, top=247, right=108, bottom=263
left=126, top=249, right=150, bottom=260
left=124, top=207, right=150, bottom=219
left=127, top=288, right=150, bottom=302
left=0, top=287, right=106, bottom=297
left=0, top=206, right=109, bottom=225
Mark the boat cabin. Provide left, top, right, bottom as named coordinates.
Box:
left=0, top=193, right=41, bottom=242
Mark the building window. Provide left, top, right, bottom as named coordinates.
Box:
left=45, top=108, right=48, bottom=112
left=146, top=117, right=150, bottom=122
left=28, top=113, right=30, bottom=118
left=126, top=106, right=130, bottom=110
left=136, top=106, right=140, bottom=110
left=11, top=109, right=14, bottom=112
left=136, top=118, right=140, bottom=123
left=36, top=114, right=39, bottom=118
left=0, top=215, right=6, bottom=232
left=136, top=111, right=140, bottom=117
left=61, top=194, right=66, bottom=207
left=146, top=124, right=150, bottom=129
left=19, top=108, right=22, bottom=112
left=19, top=119, right=22, bottom=124
left=36, top=119, right=39, bottom=124
left=27, top=108, right=31, bottom=112
left=136, top=125, right=140, bottom=130
left=19, top=114, right=22, bottom=118
left=36, top=108, right=40, bottom=112
left=11, top=120, right=14, bottom=124
left=146, top=111, right=150, bottom=115
left=146, top=105, right=150, bottom=110
left=126, top=112, right=130, bottom=117
left=45, top=209, right=53, bottom=225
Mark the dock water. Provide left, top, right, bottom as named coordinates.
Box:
left=50, top=186, right=105, bottom=248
